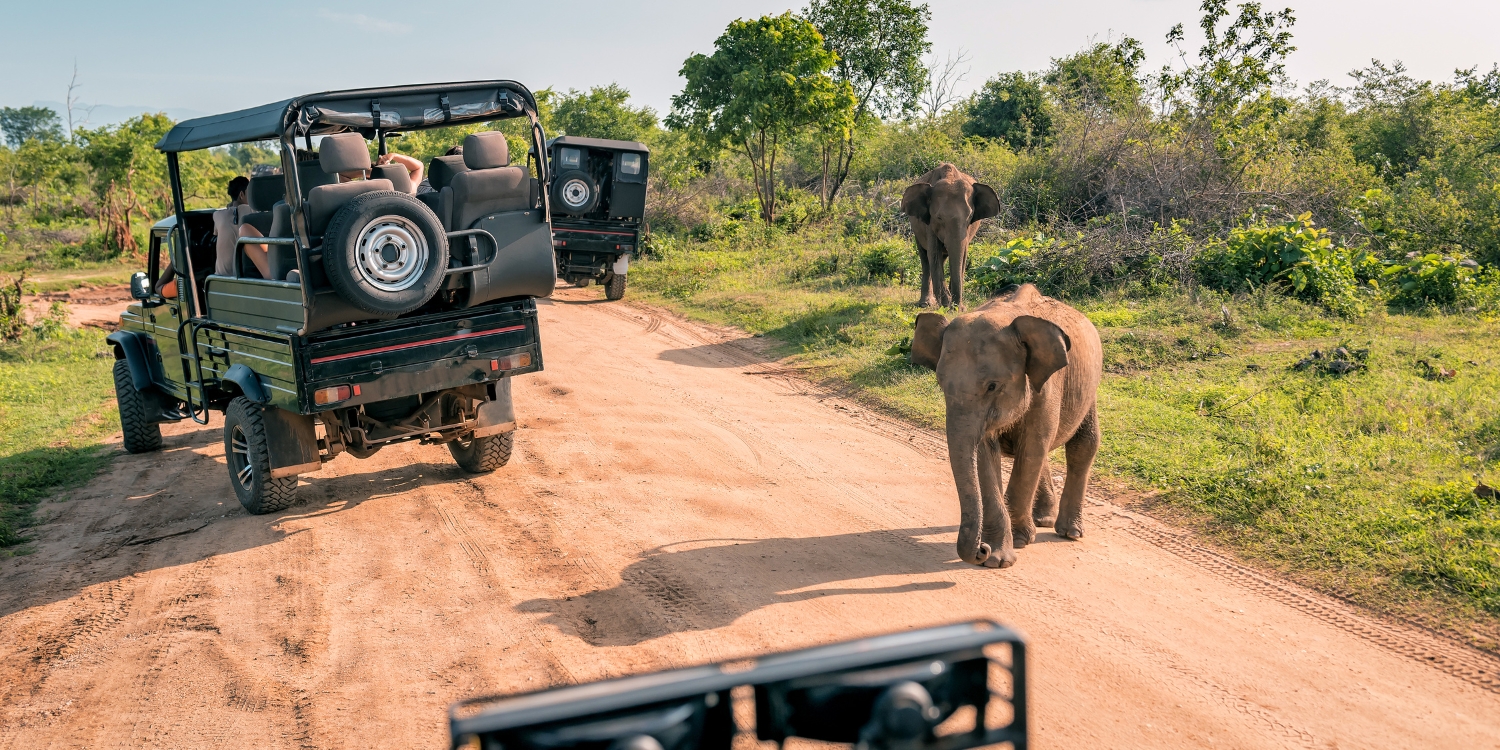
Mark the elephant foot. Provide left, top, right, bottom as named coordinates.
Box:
left=1033, top=515, right=1056, bottom=528
left=1055, top=517, right=1085, bottom=540
left=1012, top=527, right=1036, bottom=549
left=918, top=296, right=937, bottom=309
left=982, top=547, right=1017, bottom=568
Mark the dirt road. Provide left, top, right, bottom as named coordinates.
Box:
left=3, top=288, right=1498, bottom=749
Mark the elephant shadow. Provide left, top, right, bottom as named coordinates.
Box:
left=516, top=526, right=964, bottom=647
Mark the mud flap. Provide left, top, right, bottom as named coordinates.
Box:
left=260, top=407, right=322, bottom=478
left=612, top=253, right=630, bottom=276
left=473, top=379, right=516, bottom=438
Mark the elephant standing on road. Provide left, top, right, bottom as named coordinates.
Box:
left=901, top=163, right=1001, bottom=309
left=910, top=283, right=1103, bottom=569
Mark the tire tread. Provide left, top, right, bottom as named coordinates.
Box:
left=113, top=359, right=162, bottom=454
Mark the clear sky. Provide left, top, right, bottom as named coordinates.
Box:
left=2, top=0, right=1496, bottom=124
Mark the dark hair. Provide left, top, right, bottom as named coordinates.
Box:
left=445, top=145, right=464, bottom=156
left=227, top=175, right=250, bottom=200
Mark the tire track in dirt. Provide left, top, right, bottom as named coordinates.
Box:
left=604, top=296, right=1500, bottom=701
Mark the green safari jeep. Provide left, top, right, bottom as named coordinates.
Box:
left=110, top=80, right=556, bottom=514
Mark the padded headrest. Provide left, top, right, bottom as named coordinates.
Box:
left=370, top=163, right=414, bottom=194
left=247, top=174, right=285, bottom=211
left=428, top=155, right=469, bottom=190
left=463, top=132, right=509, bottom=169
left=319, top=133, right=371, bottom=174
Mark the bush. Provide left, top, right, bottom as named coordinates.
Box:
left=1199, top=214, right=1377, bottom=316
left=857, top=239, right=917, bottom=284
left=1382, top=252, right=1480, bottom=307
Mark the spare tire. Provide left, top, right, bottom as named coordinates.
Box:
left=322, top=191, right=449, bottom=315
left=552, top=170, right=598, bottom=215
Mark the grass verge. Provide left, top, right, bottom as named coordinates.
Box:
left=631, top=228, right=1500, bottom=651
left=0, top=330, right=120, bottom=550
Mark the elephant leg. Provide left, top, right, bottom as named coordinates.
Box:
left=934, top=249, right=953, bottom=308
left=978, top=438, right=1015, bottom=568
left=949, top=249, right=967, bottom=311
left=1005, top=432, right=1054, bottom=549
left=1056, top=405, right=1100, bottom=541
left=916, top=239, right=936, bottom=307
left=1033, top=455, right=1058, bottom=528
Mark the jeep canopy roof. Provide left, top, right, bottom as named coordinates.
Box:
left=156, top=80, right=539, bottom=153
left=547, top=135, right=649, bottom=153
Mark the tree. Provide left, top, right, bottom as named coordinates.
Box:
left=78, top=114, right=174, bottom=256
left=920, top=49, right=971, bottom=119
left=963, top=73, right=1052, bottom=149
left=669, top=13, right=855, bottom=224
left=1156, top=0, right=1297, bottom=121
left=1045, top=37, right=1145, bottom=112
left=550, top=84, right=659, bottom=142
left=804, top=0, right=931, bottom=206
left=0, top=106, right=63, bottom=148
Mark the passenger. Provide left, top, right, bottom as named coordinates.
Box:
left=377, top=152, right=423, bottom=194
left=416, top=145, right=462, bottom=195
left=213, top=176, right=252, bottom=276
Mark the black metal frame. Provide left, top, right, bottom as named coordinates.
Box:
left=448, top=620, right=1027, bottom=750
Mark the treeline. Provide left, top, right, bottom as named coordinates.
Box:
left=4, top=0, right=1499, bottom=311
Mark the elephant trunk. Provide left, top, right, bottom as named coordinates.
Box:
left=946, top=410, right=990, bottom=565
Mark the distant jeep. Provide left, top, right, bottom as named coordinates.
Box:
left=546, top=136, right=648, bottom=300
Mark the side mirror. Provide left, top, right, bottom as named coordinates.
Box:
left=130, top=272, right=152, bottom=301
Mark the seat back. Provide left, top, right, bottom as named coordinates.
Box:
left=371, top=163, right=414, bottom=194
left=304, top=133, right=392, bottom=236
left=449, top=132, right=530, bottom=230
left=296, top=159, right=337, bottom=197
left=247, top=174, right=285, bottom=211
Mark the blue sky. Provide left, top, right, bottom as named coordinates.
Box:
left=2, top=0, right=1496, bottom=125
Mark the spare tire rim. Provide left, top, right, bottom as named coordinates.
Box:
left=230, top=424, right=253, bottom=490
left=355, top=215, right=428, bottom=292
left=560, top=178, right=591, bottom=208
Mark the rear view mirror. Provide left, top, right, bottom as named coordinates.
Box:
left=130, top=272, right=152, bottom=300
left=449, top=621, right=1027, bottom=750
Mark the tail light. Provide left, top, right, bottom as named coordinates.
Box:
left=491, top=353, right=532, bottom=371
left=314, top=385, right=353, bottom=405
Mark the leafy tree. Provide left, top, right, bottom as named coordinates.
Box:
left=0, top=106, right=63, bottom=148
left=550, top=84, right=659, bottom=142
left=1045, top=38, right=1145, bottom=111
left=77, top=114, right=174, bottom=255
left=963, top=72, right=1052, bottom=149
left=1156, top=0, right=1297, bottom=121
left=804, top=0, right=931, bottom=205
left=670, top=12, right=855, bottom=224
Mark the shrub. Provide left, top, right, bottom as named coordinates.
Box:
left=1199, top=214, right=1376, bottom=316
left=857, top=239, right=917, bottom=284
left=1382, top=252, right=1479, bottom=307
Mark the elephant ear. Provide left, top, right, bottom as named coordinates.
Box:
left=901, top=183, right=933, bottom=224
left=1010, top=315, right=1072, bottom=392
left=971, top=183, right=1002, bottom=222
left=910, top=312, right=949, bottom=370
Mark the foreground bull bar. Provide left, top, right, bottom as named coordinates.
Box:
left=448, top=620, right=1027, bottom=750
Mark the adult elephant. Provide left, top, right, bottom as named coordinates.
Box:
left=910, top=284, right=1103, bottom=569
left=901, top=163, right=1002, bottom=309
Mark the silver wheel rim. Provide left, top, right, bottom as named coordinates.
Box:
left=230, top=425, right=253, bottom=490
left=354, top=215, right=428, bottom=292
left=560, top=179, right=590, bottom=208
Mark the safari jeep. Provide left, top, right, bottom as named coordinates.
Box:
left=109, top=81, right=555, bottom=514
left=546, top=136, right=648, bottom=300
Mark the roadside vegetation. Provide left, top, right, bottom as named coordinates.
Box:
left=2, top=0, right=1497, bottom=643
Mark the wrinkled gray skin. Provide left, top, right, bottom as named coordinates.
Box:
left=912, top=284, right=1103, bottom=569
left=901, top=163, right=1002, bottom=309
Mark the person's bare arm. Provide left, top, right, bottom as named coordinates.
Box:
left=238, top=223, right=273, bottom=279
left=379, top=152, right=423, bottom=185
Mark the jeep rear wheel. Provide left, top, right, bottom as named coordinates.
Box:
left=113, top=359, right=162, bottom=454
left=605, top=272, right=626, bottom=300
left=223, top=397, right=299, bottom=514
left=322, top=191, right=449, bottom=316
left=448, top=432, right=513, bottom=473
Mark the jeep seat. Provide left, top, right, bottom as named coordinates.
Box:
left=305, top=133, right=393, bottom=236
left=420, top=154, right=468, bottom=228
left=236, top=174, right=284, bottom=236
left=447, top=132, right=529, bottom=230
left=371, top=163, right=415, bottom=194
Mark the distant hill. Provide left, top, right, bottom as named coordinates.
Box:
left=31, top=101, right=208, bottom=129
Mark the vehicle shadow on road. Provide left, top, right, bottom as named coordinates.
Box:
left=658, top=342, right=763, bottom=368
left=516, top=526, right=968, bottom=647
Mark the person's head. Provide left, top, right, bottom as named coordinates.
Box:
left=227, top=176, right=250, bottom=204
left=445, top=145, right=464, bottom=156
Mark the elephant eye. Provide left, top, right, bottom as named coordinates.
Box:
left=986, top=382, right=997, bottom=392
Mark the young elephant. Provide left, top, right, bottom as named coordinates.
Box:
left=911, top=284, right=1103, bottom=568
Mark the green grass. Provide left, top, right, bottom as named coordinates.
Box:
left=633, top=227, right=1500, bottom=649
left=0, top=330, right=120, bottom=549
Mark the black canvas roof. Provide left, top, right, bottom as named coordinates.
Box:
left=156, top=80, right=538, bottom=153
left=549, top=135, right=649, bottom=153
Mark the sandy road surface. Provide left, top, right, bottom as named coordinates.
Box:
left=3, top=287, right=1499, bottom=749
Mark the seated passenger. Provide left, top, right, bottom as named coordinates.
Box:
left=213, top=176, right=251, bottom=276
left=377, top=152, right=423, bottom=194
left=416, top=145, right=462, bottom=195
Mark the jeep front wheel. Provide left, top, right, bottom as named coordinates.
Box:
left=448, top=432, right=513, bottom=473
left=223, top=397, right=299, bottom=514
left=113, top=359, right=162, bottom=454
